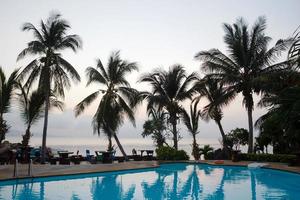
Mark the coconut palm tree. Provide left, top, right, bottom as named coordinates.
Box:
left=256, top=86, right=300, bottom=153
left=0, top=67, right=19, bottom=143
left=195, top=17, right=289, bottom=153
left=142, top=107, right=168, bottom=148
left=17, top=13, right=81, bottom=162
left=16, top=82, right=64, bottom=147
left=199, top=145, right=213, bottom=160
left=181, top=99, right=201, bottom=160
left=140, top=65, right=198, bottom=149
left=194, top=76, right=235, bottom=152
left=75, top=51, right=139, bottom=159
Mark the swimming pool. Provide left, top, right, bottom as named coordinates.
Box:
left=0, top=163, right=299, bottom=199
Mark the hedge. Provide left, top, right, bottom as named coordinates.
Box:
left=156, top=146, right=189, bottom=161
left=239, top=153, right=297, bottom=163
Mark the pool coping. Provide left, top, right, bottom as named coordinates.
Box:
left=158, top=160, right=300, bottom=175
left=0, top=161, right=159, bottom=182
left=1, top=160, right=300, bottom=182
left=0, top=165, right=161, bottom=184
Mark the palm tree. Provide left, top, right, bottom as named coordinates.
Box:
left=256, top=86, right=300, bottom=153
left=199, top=144, right=213, bottom=160
left=0, top=67, right=19, bottom=143
left=194, top=76, right=235, bottom=152
left=16, top=82, right=64, bottom=147
left=140, top=65, right=198, bottom=149
left=195, top=17, right=289, bottom=153
left=181, top=99, right=201, bottom=160
left=17, top=13, right=81, bottom=162
left=75, top=51, right=139, bottom=159
left=142, top=107, right=168, bottom=148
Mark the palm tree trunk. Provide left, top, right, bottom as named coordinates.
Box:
left=170, top=114, right=178, bottom=150
left=192, top=134, right=199, bottom=160
left=41, top=90, right=50, bottom=164
left=192, top=134, right=197, bottom=148
left=247, top=108, right=254, bottom=153
left=172, top=122, right=178, bottom=150
left=0, top=116, right=4, bottom=143
left=215, top=119, right=226, bottom=143
left=107, top=136, right=112, bottom=151
left=22, top=125, right=31, bottom=147
left=113, top=134, right=128, bottom=160
left=215, top=119, right=230, bottom=156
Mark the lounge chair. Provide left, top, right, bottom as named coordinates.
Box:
left=95, top=151, right=103, bottom=163
left=86, top=150, right=96, bottom=163
left=144, top=150, right=154, bottom=161
left=30, top=148, right=41, bottom=163
left=130, top=148, right=142, bottom=161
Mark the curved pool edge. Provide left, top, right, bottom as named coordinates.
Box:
left=159, top=160, right=300, bottom=175
left=1, top=160, right=300, bottom=182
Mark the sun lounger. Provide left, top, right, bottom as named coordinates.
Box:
left=86, top=150, right=96, bottom=163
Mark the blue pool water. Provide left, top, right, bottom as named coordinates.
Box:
left=0, top=163, right=300, bottom=200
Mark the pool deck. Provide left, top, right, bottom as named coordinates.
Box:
left=1, top=160, right=300, bottom=181
left=195, top=160, right=300, bottom=174
left=0, top=161, right=159, bottom=181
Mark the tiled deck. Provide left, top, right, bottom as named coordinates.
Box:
left=1, top=160, right=300, bottom=181
left=0, top=161, right=159, bottom=181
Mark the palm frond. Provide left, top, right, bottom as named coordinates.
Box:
left=85, top=67, right=107, bottom=86
left=75, top=91, right=100, bottom=116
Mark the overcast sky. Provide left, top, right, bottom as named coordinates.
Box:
left=0, top=0, right=299, bottom=148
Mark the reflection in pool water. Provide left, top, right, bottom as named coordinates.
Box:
left=0, top=163, right=299, bottom=199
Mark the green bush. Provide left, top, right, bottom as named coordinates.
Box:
left=239, top=153, right=297, bottom=163
left=156, top=146, right=189, bottom=160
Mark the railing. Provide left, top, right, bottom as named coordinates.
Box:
left=13, top=159, right=18, bottom=177
left=13, top=159, right=33, bottom=178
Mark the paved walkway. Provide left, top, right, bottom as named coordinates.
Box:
left=0, top=161, right=158, bottom=181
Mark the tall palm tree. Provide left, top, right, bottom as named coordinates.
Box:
left=16, top=82, right=64, bottom=147
left=0, top=67, right=19, bottom=143
left=194, top=77, right=235, bottom=152
left=17, top=13, right=81, bottom=162
left=75, top=51, right=139, bottom=159
left=195, top=17, right=289, bottom=153
left=181, top=99, right=201, bottom=160
left=140, top=65, right=198, bottom=149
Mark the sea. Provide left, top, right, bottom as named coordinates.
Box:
left=6, top=136, right=222, bottom=157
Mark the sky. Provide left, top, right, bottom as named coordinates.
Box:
left=0, top=0, right=299, bottom=150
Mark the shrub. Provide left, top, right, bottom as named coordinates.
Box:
left=239, top=153, right=297, bottom=163
left=156, top=146, right=189, bottom=161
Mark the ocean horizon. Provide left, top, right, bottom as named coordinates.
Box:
left=6, top=136, right=222, bottom=157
